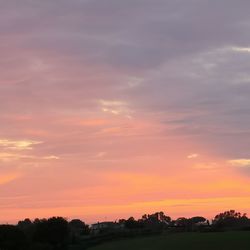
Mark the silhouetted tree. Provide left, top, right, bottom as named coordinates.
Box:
left=18, top=218, right=32, bottom=228
left=69, top=219, right=89, bottom=235
left=69, top=219, right=89, bottom=244
left=212, top=210, right=250, bottom=230
left=175, top=217, right=189, bottom=227
left=125, top=217, right=142, bottom=229
left=33, top=217, right=69, bottom=250
left=174, top=217, right=188, bottom=231
left=189, top=216, right=207, bottom=225
left=188, top=216, right=208, bottom=231
left=17, top=218, right=34, bottom=241
left=174, top=216, right=208, bottom=231
left=139, top=212, right=171, bottom=231
left=0, top=225, right=27, bottom=250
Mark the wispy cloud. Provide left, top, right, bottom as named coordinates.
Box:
left=0, top=139, right=42, bottom=150
left=228, top=159, right=250, bottom=167
left=232, top=47, right=250, bottom=53
left=0, top=153, right=59, bottom=162
left=193, top=162, right=219, bottom=170
left=187, top=154, right=199, bottom=159
left=99, top=100, right=133, bottom=118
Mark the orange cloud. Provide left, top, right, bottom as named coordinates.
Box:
left=228, top=159, right=250, bottom=167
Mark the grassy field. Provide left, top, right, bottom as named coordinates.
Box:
left=90, top=231, right=250, bottom=250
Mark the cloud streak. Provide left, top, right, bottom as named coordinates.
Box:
left=0, top=139, right=42, bottom=150
left=229, top=159, right=250, bottom=168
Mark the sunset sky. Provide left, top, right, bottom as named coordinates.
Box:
left=1, top=0, right=250, bottom=224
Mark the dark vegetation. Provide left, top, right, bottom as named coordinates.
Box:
left=90, top=231, right=250, bottom=250
left=0, top=210, right=249, bottom=250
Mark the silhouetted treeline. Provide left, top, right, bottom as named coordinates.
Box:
left=0, top=217, right=90, bottom=250
left=212, top=210, right=250, bottom=231
left=0, top=210, right=250, bottom=250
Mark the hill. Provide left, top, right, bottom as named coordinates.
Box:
left=90, top=231, right=250, bottom=250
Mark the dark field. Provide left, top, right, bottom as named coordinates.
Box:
left=90, top=231, right=250, bottom=250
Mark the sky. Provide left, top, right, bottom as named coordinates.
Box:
left=1, top=0, right=250, bottom=224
